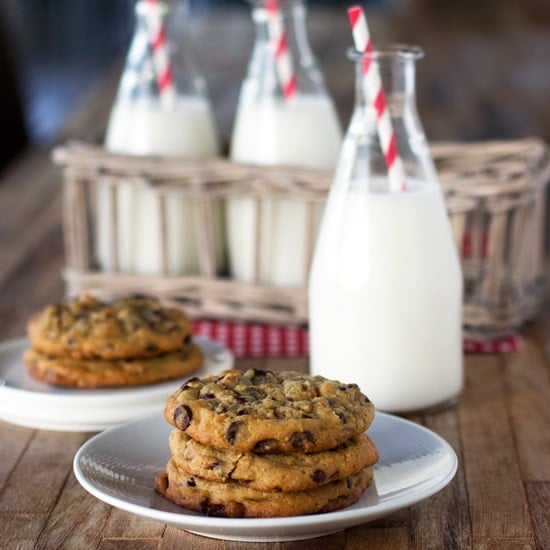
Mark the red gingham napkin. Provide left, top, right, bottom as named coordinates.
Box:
left=463, top=333, right=524, bottom=353
left=192, top=319, right=524, bottom=358
left=192, top=320, right=310, bottom=358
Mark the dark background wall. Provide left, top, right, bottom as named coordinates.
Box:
left=0, top=1, right=133, bottom=148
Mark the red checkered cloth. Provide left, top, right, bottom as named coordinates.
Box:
left=191, top=320, right=524, bottom=358
left=463, top=333, right=524, bottom=353
left=192, top=320, right=310, bottom=358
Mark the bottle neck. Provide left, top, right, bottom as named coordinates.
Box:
left=134, top=0, right=189, bottom=39
left=352, top=46, right=421, bottom=111
left=253, top=0, right=310, bottom=56
left=339, top=45, right=438, bottom=189
left=246, top=0, right=326, bottom=98
left=250, top=0, right=306, bottom=29
left=117, top=0, right=206, bottom=103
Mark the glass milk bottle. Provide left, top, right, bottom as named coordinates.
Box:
left=227, top=0, right=342, bottom=287
left=98, top=0, right=221, bottom=275
left=309, top=45, right=463, bottom=414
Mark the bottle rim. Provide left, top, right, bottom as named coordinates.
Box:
left=347, top=44, right=424, bottom=62
left=136, top=0, right=170, bottom=16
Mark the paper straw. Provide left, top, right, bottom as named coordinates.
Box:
left=146, top=0, right=176, bottom=108
left=348, top=5, right=407, bottom=192
left=265, top=0, right=297, bottom=101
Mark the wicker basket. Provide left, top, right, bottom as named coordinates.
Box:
left=53, top=138, right=550, bottom=337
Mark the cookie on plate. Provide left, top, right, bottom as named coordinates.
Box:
left=23, top=342, right=203, bottom=389
left=154, top=458, right=374, bottom=518
left=27, top=294, right=192, bottom=360
left=163, top=369, right=375, bottom=453
left=168, top=429, right=378, bottom=493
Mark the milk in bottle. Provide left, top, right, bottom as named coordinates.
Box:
left=309, top=45, right=463, bottom=413
left=227, top=0, right=342, bottom=287
left=98, top=0, right=220, bottom=275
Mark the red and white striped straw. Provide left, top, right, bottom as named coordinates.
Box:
left=348, top=5, right=407, bottom=192
left=146, top=0, right=176, bottom=108
left=265, top=0, right=297, bottom=101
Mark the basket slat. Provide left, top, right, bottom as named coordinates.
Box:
left=54, top=139, right=550, bottom=337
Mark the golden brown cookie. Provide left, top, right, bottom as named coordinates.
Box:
left=168, top=429, right=378, bottom=492
left=164, top=369, right=375, bottom=453
left=23, top=342, right=202, bottom=388
left=154, top=458, right=374, bottom=518
left=27, top=294, right=192, bottom=360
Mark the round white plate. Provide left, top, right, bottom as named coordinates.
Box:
left=0, top=337, right=233, bottom=431
left=73, top=412, right=458, bottom=542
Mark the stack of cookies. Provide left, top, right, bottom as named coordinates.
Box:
left=155, top=368, right=378, bottom=518
left=23, top=294, right=202, bottom=388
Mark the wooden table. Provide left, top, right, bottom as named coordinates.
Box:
left=1, top=8, right=549, bottom=549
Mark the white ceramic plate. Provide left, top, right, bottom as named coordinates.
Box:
left=0, top=337, right=233, bottom=431
left=73, top=412, right=458, bottom=542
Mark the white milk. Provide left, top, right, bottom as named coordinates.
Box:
left=105, top=97, right=219, bottom=157
left=98, top=96, right=221, bottom=274
left=308, top=182, right=463, bottom=413
left=227, top=95, right=342, bottom=286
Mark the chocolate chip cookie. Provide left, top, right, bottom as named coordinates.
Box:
left=168, top=429, right=378, bottom=492
left=154, top=458, right=374, bottom=518
left=164, top=369, right=375, bottom=453
left=27, top=294, right=192, bottom=360
left=23, top=342, right=202, bottom=388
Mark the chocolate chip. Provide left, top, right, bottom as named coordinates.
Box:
left=145, top=343, right=159, bottom=353
left=252, top=439, right=279, bottom=453
left=202, top=392, right=215, bottom=399
left=225, top=421, right=243, bottom=444
left=179, top=377, right=199, bottom=390
left=334, top=411, right=348, bottom=424
left=198, top=499, right=227, bottom=517
left=250, top=368, right=272, bottom=382
left=336, top=411, right=348, bottom=424
left=186, top=477, right=196, bottom=487
left=183, top=334, right=191, bottom=344
left=174, top=404, right=193, bottom=430
left=131, top=293, right=150, bottom=300
left=339, top=383, right=358, bottom=391
left=209, top=462, right=220, bottom=470
left=289, top=431, right=314, bottom=450
left=142, top=308, right=167, bottom=328
left=234, top=394, right=247, bottom=404
left=311, top=469, right=326, bottom=483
